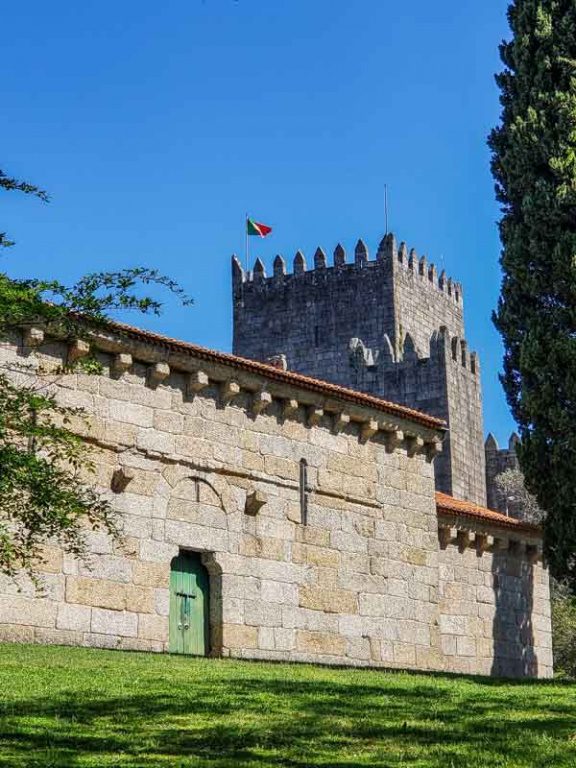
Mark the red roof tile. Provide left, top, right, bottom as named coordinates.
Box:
left=436, top=492, right=541, bottom=535
left=102, top=319, right=447, bottom=432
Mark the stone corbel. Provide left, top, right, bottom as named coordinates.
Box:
left=438, top=525, right=453, bottom=550
left=282, top=398, right=299, bottom=419
left=111, top=466, right=135, bottom=493
left=149, top=361, right=170, bottom=387
left=252, top=390, right=273, bottom=416
left=475, top=533, right=489, bottom=554
left=333, top=412, right=351, bottom=433
left=406, top=435, right=425, bottom=458
left=23, top=326, right=44, bottom=348
left=68, top=339, right=90, bottom=363
left=457, top=529, right=472, bottom=552
left=221, top=379, right=241, bottom=405
left=360, top=419, right=378, bottom=442
left=425, top=439, right=443, bottom=462
left=384, top=429, right=404, bottom=454
left=112, top=352, right=133, bottom=376
left=307, top=407, right=324, bottom=427
left=245, top=489, right=267, bottom=516
left=187, top=370, right=210, bottom=396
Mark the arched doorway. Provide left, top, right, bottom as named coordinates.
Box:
left=169, top=551, right=210, bottom=656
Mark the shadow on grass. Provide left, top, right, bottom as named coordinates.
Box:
left=1, top=668, right=576, bottom=767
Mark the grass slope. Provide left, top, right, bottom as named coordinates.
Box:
left=0, top=643, right=575, bottom=767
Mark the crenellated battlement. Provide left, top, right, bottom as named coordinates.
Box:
left=232, top=232, right=463, bottom=308
left=350, top=325, right=480, bottom=379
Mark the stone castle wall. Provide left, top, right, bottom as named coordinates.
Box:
left=232, top=234, right=486, bottom=506
left=437, top=517, right=552, bottom=676
left=0, top=326, right=552, bottom=677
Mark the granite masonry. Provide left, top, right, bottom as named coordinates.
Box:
left=233, top=234, right=487, bottom=506
left=0, top=318, right=553, bottom=677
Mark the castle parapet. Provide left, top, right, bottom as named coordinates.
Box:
left=232, top=232, right=463, bottom=308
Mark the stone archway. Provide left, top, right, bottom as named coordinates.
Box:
left=163, top=466, right=232, bottom=657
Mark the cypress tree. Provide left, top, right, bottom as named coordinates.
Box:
left=489, top=1, right=576, bottom=585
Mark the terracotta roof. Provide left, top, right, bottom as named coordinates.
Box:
left=100, top=319, right=446, bottom=431
left=436, top=492, right=541, bottom=535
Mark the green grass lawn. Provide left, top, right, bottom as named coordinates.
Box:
left=0, top=644, right=575, bottom=767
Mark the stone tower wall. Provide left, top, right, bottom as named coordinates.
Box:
left=233, top=234, right=486, bottom=506
left=232, top=244, right=396, bottom=388
left=390, top=245, right=464, bottom=357
left=485, top=434, right=521, bottom=515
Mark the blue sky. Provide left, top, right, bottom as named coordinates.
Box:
left=3, top=0, right=514, bottom=444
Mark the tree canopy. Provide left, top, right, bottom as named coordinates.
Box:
left=0, top=166, right=190, bottom=579
left=489, top=1, right=576, bottom=585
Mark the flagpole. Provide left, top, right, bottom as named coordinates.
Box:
left=245, top=212, right=249, bottom=273
left=384, top=185, right=389, bottom=234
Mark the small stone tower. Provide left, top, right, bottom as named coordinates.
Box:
left=485, top=432, right=521, bottom=514
left=232, top=233, right=486, bottom=505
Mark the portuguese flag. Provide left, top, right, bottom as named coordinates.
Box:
left=247, top=218, right=272, bottom=238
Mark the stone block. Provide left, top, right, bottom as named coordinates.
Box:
left=222, top=623, right=258, bottom=650
left=304, top=545, right=340, bottom=569
left=35, top=545, right=64, bottom=574
left=260, top=580, right=297, bottom=605
left=274, top=627, right=295, bottom=651
left=347, top=636, right=371, bottom=661
left=0, top=624, right=35, bottom=643
left=66, top=577, right=123, bottom=610
left=140, top=540, right=179, bottom=563
left=296, top=630, right=347, bottom=656
left=57, top=603, right=92, bottom=632
left=406, top=548, right=429, bottom=567
left=0, top=596, right=57, bottom=628
left=153, top=410, right=184, bottom=434
left=393, top=642, right=416, bottom=667
left=415, top=646, right=443, bottom=671
left=124, top=585, right=155, bottom=614
left=244, top=600, right=282, bottom=628
left=295, top=526, right=331, bottom=547
left=79, top=555, right=133, bottom=584
left=91, top=608, right=138, bottom=637
left=456, top=636, right=476, bottom=657
left=62, top=554, right=80, bottom=576
left=83, top=632, right=122, bottom=650
left=136, top=428, right=175, bottom=455
left=138, top=614, right=168, bottom=642
left=133, top=561, right=170, bottom=588
left=329, top=530, right=367, bottom=554
left=155, top=589, right=170, bottom=616
left=109, top=400, right=153, bottom=427
left=239, top=535, right=285, bottom=561
left=222, top=597, right=244, bottom=624
left=258, top=626, right=275, bottom=650
left=119, top=637, right=164, bottom=653
left=164, top=521, right=228, bottom=552
left=66, top=578, right=154, bottom=613
left=264, top=455, right=298, bottom=482
left=299, top=586, right=358, bottom=614
left=34, top=627, right=81, bottom=646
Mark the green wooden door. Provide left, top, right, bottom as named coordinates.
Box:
left=169, top=552, right=210, bottom=656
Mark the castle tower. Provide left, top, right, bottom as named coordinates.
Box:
left=485, top=432, right=521, bottom=514
left=232, top=233, right=486, bottom=505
